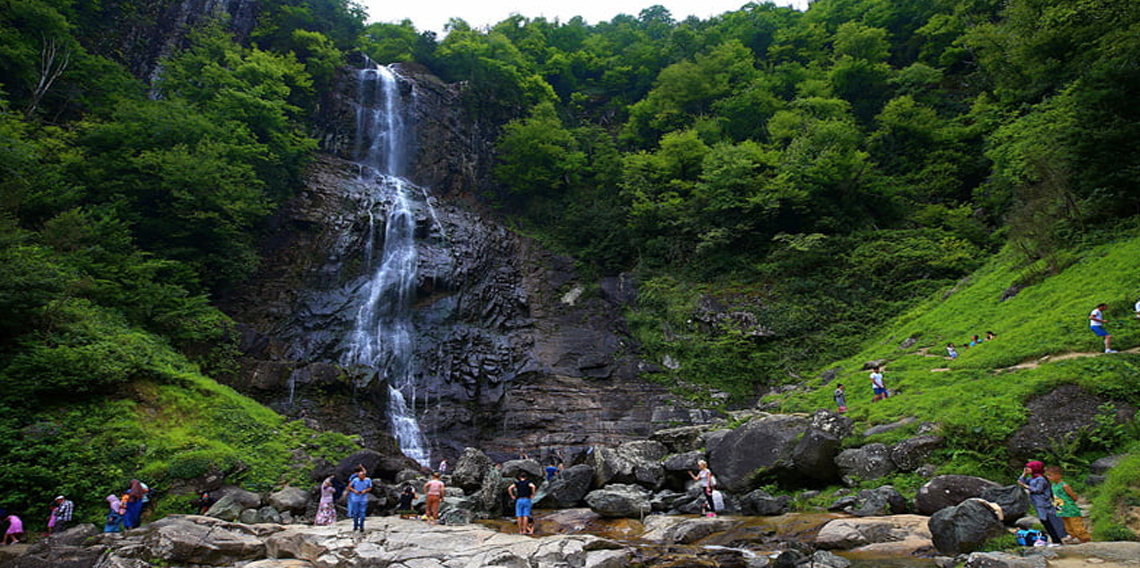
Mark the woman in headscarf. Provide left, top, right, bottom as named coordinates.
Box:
left=1018, top=461, right=1067, bottom=545
left=314, top=476, right=337, bottom=526
left=124, top=479, right=146, bottom=528
left=104, top=494, right=124, bottom=533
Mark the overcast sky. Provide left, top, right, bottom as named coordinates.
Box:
left=360, top=0, right=813, bottom=36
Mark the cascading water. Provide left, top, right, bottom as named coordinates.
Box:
left=342, top=64, right=430, bottom=466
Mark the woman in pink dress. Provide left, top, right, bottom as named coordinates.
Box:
left=3, top=514, right=24, bottom=545
left=314, top=476, right=337, bottom=526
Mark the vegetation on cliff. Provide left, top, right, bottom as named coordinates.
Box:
left=2, top=0, right=1140, bottom=536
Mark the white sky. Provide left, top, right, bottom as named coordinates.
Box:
left=360, top=0, right=812, bottom=36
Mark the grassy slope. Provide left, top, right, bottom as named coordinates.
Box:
left=773, top=234, right=1140, bottom=538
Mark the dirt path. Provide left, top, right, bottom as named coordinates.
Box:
left=999, top=346, right=1140, bottom=372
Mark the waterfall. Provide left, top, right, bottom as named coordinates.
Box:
left=342, top=64, right=430, bottom=466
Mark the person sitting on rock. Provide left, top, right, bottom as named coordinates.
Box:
left=396, top=485, right=417, bottom=517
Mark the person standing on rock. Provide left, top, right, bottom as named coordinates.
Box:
left=347, top=466, right=373, bottom=532
left=52, top=496, right=73, bottom=532
left=688, top=460, right=717, bottom=517
left=423, top=472, right=445, bottom=524
left=1018, top=461, right=1067, bottom=546
left=315, top=476, right=337, bottom=526
left=438, top=459, right=449, bottom=474
left=123, top=479, right=147, bottom=528
left=1045, top=465, right=1091, bottom=543
left=870, top=366, right=888, bottom=401
left=508, top=472, right=537, bottom=534
left=1089, top=303, right=1116, bottom=353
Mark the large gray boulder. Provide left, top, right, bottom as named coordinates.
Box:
left=584, top=484, right=652, bottom=518
left=650, top=425, right=709, bottom=453
left=501, top=458, right=544, bottom=481
left=890, top=435, right=944, bottom=472
left=738, top=489, right=791, bottom=516
left=791, top=429, right=842, bottom=483
left=268, top=487, right=309, bottom=514
left=811, top=409, right=854, bottom=439
left=143, top=516, right=267, bottom=565
left=706, top=414, right=811, bottom=492
left=590, top=441, right=668, bottom=490
left=815, top=514, right=932, bottom=551
left=536, top=464, right=595, bottom=508
left=835, top=443, right=897, bottom=485
left=849, top=486, right=908, bottom=517
left=979, top=485, right=1029, bottom=524
left=915, top=475, right=1000, bottom=516
left=452, top=447, right=494, bottom=492
left=929, top=498, right=1006, bottom=555
left=206, top=492, right=260, bottom=522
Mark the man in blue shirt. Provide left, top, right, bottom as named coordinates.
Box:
left=347, top=466, right=373, bottom=532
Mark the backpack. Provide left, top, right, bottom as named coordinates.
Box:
left=1015, top=529, right=1044, bottom=546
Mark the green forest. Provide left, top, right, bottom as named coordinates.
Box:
left=2, top=0, right=1140, bottom=536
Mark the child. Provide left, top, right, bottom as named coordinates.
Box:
left=2, top=514, right=23, bottom=545
left=47, top=505, right=58, bottom=535
left=1018, top=461, right=1067, bottom=545
left=1045, top=465, right=1091, bottom=543
left=833, top=383, right=847, bottom=413
left=946, top=343, right=958, bottom=359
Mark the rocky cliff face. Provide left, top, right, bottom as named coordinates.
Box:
left=222, top=64, right=710, bottom=462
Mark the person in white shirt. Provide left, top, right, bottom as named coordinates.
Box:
left=870, top=367, right=888, bottom=401
left=1089, top=303, right=1116, bottom=353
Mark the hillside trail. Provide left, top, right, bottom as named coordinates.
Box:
left=916, top=346, right=1140, bottom=372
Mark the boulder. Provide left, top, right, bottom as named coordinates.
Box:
left=815, top=514, right=932, bottom=551
left=501, top=458, right=544, bottom=481
left=584, top=484, right=652, bottom=518
left=42, top=523, right=100, bottom=547
left=835, top=443, right=897, bottom=485
left=650, top=426, right=708, bottom=454
left=928, top=498, right=1006, bottom=555
left=791, top=429, right=842, bottom=483
left=890, top=435, right=944, bottom=472
left=536, top=464, right=595, bottom=508
left=268, top=487, right=309, bottom=514
left=915, top=475, right=1000, bottom=516
left=207, top=494, right=257, bottom=522
left=639, top=516, right=736, bottom=544
left=256, top=506, right=283, bottom=524
left=849, top=486, right=908, bottom=517
left=452, top=447, right=494, bottom=492
left=963, top=552, right=1047, bottom=568
left=979, top=485, right=1029, bottom=524
left=335, top=450, right=417, bottom=482
left=811, top=409, right=854, bottom=439
left=738, top=489, right=791, bottom=516
left=863, top=417, right=918, bottom=437
left=240, top=508, right=259, bottom=524
left=589, top=442, right=668, bottom=490
left=216, top=486, right=263, bottom=508
left=807, top=550, right=852, bottom=568
left=143, top=516, right=267, bottom=565
left=706, top=414, right=812, bottom=492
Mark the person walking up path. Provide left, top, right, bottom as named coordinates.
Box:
left=1089, top=303, right=1116, bottom=353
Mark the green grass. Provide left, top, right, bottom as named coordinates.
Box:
left=771, top=233, right=1140, bottom=534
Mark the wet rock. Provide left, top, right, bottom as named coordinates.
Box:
left=584, top=484, right=652, bottom=518
left=929, top=498, right=1006, bottom=555
left=915, top=475, right=1000, bottom=516
left=835, top=443, right=897, bottom=485
left=537, top=464, right=596, bottom=508
left=890, top=435, right=945, bottom=472
left=815, top=514, right=932, bottom=551
left=963, top=552, right=1047, bottom=568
